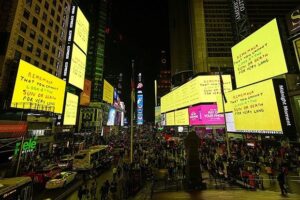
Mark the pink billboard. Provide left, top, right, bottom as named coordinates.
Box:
left=189, top=104, right=224, bottom=125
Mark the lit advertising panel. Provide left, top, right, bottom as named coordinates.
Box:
left=286, top=7, right=300, bottom=35
left=232, top=18, right=288, bottom=88
left=189, top=104, right=224, bottom=126
left=74, top=7, right=89, bottom=54
left=80, top=79, right=91, bottom=106
left=293, top=38, right=300, bottom=70
left=166, top=112, right=175, bottom=126
left=155, top=106, right=161, bottom=125
left=216, top=95, right=233, bottom=113
left=107, top=107, right=116, bottom=126
left=103, top=79, right=114, bottom=104
left=69, top=44, right=86, bottom=90
left=137, top=94, right=143, bottom=125
left=229, top=79, right=295, bottom=134
left=63, top=93, right=79, bottom=125
left=161, top=75, right=232, bottom=113
left=175, top=108, right=189, bottom=126
left=11, top=60, right=66, bottom=113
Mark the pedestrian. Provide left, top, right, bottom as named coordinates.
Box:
left=277, top=170, right=288, bottom=196
left=90, top=180, right=97, bottom=200
left=78, top=185, right=83, bottom=200
left=100, top=185, right=106, bottom=200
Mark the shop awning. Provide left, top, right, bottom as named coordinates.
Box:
left=0, top=121, right=28, bottom=139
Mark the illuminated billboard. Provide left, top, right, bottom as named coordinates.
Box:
left=68, top=44, right=86, bottom=90
left=74, top=7, right=89, bottom=54
left=166, top=112, right=175, bottom=126
left=229, top=79, right=295, bottom=134
left=175, top=108, right=189, bottom=126
left=161, top=75, right=232, bottom=113
left=137, top=94, right=143, bottom=125
left=155, top=106, right=161, bottom=125
left=189, top=104, right=224, bottom=126
left=107, top=107, right=116, bottom=126
left=293, top=38, right=300, bottom=70
left=80, top=79, right=91, bottom=106
left=11, top=60, right=66, bottom=113
left=103, top=80, right=114, bottom=104
left=232, top=18, right=288, bottom=88
left=63, top=93, right=79, bottom=125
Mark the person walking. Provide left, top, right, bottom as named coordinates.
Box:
left=277, top=170, right=288, bottom=196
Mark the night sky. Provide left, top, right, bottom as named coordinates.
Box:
left=105, top=0, right=169, bottom=123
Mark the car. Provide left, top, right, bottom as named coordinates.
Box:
left=58, top=156, right=73, bottom=170
left=23, top=164, right=61, bottom=184
left=45, top=171, right=77, bottom=189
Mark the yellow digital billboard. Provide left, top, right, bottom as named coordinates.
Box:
left=11, top=60, right=66, bottom=113
left=161, top=75, right=232, bottom=113
left=69, top=44, right=86, bottom=90
left=166, top=112, right=175, bottom=126
left=229, top=79, right=284, bottom=134
left=103, top=79, right=113, bottom=104
left=175, top=108, right=189, bottom=126
left=74, top=7, right=89, bottom=54
left=63, top=93, right=79, bottom=125
left=232, top=18, right=288, bottom=88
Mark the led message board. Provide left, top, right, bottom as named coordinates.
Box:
left=68, top=44, right=86, bottom=90
left=166, top=112, right=175, bottom=126
left=103, top=79, right=114, bottom=104
left=232, top=18, right=288, bottom=88
left=63, top=93, right=79, bottom=125
left=189, top=104, right=224, bottom=126
left=174, top=108, right=189, bottom=126
left=11, top=60, right=66, bottom=113
left=229, top=79, right=295, bottom=134
left=161, top=75, right=232, bottom=113
left=74, top=7, right=89, bottom=54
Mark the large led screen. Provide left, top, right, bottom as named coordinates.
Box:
left=189, top=104, right=224, bottom=126
left=232, top=18, right=288, bottom=88
left=74, top=7, right=89, bottom=54
left=63, top=93, right=79, bottom=125
left=175, top=109, right=189, bottom=126
left=161, top=75, right=232, bottom=113
left=103, top=80, right=114, bottom=104
left=229, top=79, right=295, bottom=134
left=69, top=44, right=86, bottom=90
left=107, top=107, right=116, bottom=126
left=11, top=60, right=66, bottom=113
left=166, top=112, right=175, bottom=126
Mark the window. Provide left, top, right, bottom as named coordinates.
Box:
left=43, top=53, right=48, bottom=61
left=29, top=29, right=36, bottom=39
left=62, top=21, right=66, bottom=28
left=50, top=57, right=54, bottom=65
left=45, top=41, right=50, bottom=49
left=58, top=40, right=62, bottom=48
left=40, top=23, right=45, bottom=32
left=47, top=30, right=52, bottom=39
left=34, top=60, right=39, bottom=66
left=48, top=68, right=53, bottom=74
left=42, top=65, right=46, bottom=70
left=38, top=35, right=43, bottom=45
left=32, top=17, right=38, bottom=26
left=14, top=50, right=21, bottom=60
left=49, top=19, right=53, bottom=27
left=20, top=22, right=27, bottom=33
left=56, top=61, right=60, bottom=69
left=26, top=0, right=32, bottom=7
left=56, top=15, right=60, bottom=23
left=44, top=1, right=49, bottom=10
left=51, top=9, right=55, bottom=17
left=27, top=42, right=33, bottom=52
left=42, top=12, right=47, bottom=21
left=57, top=50, right=62, bottom=58
left=23, top=10, right=30, bottom=20
left=17, top=35, right=24, bottom=47
left=25, top=56, right=31, bottom=62
left=52, top=46, right=56, bottom=54
left=35, top=4, right=40, bottom=14
left=58, top=5, right=62, bottom=12
left=55, top=25, right=59, bottom=33
left=36, top=48, right=41, bottom=57
left=53, top=35, right=57, bottom=43
left=60, top=31, right=64, bottom=38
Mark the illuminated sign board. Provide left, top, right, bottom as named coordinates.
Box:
left=74, top=7, right=89, bottom=54
left=107, top=107, right=116, bottom=126
left=155, top=106, right=161, bottom=125
left=232, top=18, right=288, bottom=88
left=14, top=137, right=37, bottom=155
left=189, top=104, right=224, bottom=126
left=137, top=94, right=143, bottom=125
left=229, top=79, right=295, bottom=134
left=161, top=75, right=232, bottom=113
left=68, top=44, right=86, bottom=90
left=293, top=38, right=300, bottom=70
left=103, top=79, right=114, bottom=104
left=161, top=113, right=166, bottom=126
left=175, top=108, right=189, bottom=126
left=11, top=60, right=66, bottom=113
left=63, top=93, right=79, bottom=125
left=166, top=112, right=175, bottom=126
left=80, top=79, right=91, bottom=106
left=286, top=7, right=300, bottom=35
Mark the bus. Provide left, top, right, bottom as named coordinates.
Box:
left=0, top=177, right=33, bottom=200
left=73, top=145, right=112, bottom=171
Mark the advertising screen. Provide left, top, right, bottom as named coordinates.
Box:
left=293, top=38, right=300, bottom=70
left=232, top=18, right=288, bottom=88
left=229, top=79, right=295, bottom=134
left=155, top=106, right=161, bottom=125
left=175, top=108, right=189, bottom=126
left=69, top=44, right=86, bottom=90
left=74, top=7, right=89, bottom=54
left=103, top=79, right=114, bottom=104
left=189, top=104, right=224, bottom=126
left=137, top=94, right=143, bottom=125
left=161, top=75, right=232, bottom=113
left=80, top=79, right=91, bottom=106
left=161, top=113, right=166, bottom=126
left=166, top=112, right=175, bottom=126
left=63, top=93, right=79, bottom=125
left=11, top=60, right=66, bottom=113
left=107, top=107, right=116, bottom=126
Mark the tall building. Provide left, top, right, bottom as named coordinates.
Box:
left=0, top=0, right=71, bottom=109
left=157, top=50, right=171, bottom=105
left=78, top=0, right=110, bottom=102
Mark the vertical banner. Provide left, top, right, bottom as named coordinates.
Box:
left=137, top=93, right=143, bottom=125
